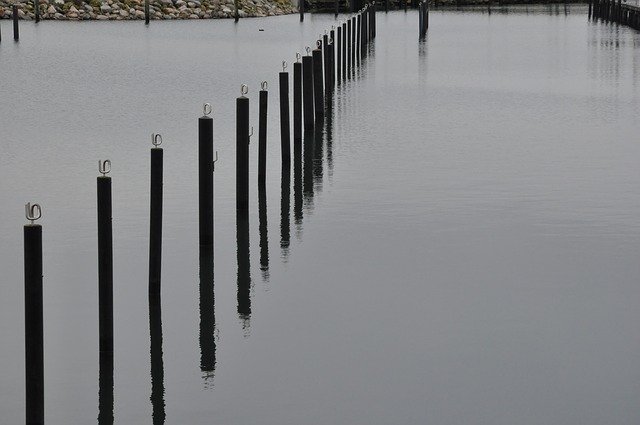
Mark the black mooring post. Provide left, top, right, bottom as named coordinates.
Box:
left=293, top=59, right=303, bottom=141
left=373, top=1, right=377, bottom=38
left=34, top=0, right=40, bottom=23
left=385, top=0, right=388, bottom=12
left=24, top=217, right=44, bottom=425
left=363, top=8, right=367, bottom=50
left=342, top=22, right=347, bottom=77
left=279, top=69, right=291, bottom=172
left=337, top=26, right=342, bottom=81
left=98, top=173, right=113, bottom=355
left=236, top=91, right=250, bottom=212
left=347, top=19, right=352, bottom=75
left=300, top=0, right=304, bottom=21
left=258, top=85, right=268, bottom=188
left=149, top=142, right=163, bottom=295
left=328, top=40, right=335, bottom=92
left=425, top=1, right=429, bottom=30
left=236, top=211, right=251, bottom=324
left=145, top=0, right=150, bottom=24
left=198, top=106, right=214, bottom=247
left=13, top=5, right=19, bottom=41
left=312, top=46, right=325, bottom=123
left=404, top=0, right=407, bottom=11
left=330, top=29, right=336, bottom=89
left=335, top=0, right=339, bottom=17
left=323, top=34, right=330, bottom=97
left=356, top=14, right=361, bottom=64
left=234, top=0, right=239, bottom=22
left=351, top=17, right=356, bottom=66
left=302, top=53, right=315, bottom=131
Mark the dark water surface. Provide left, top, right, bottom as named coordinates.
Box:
left=2, top=6, right=640, bottom=424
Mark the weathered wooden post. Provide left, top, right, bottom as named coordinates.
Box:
left=312, top=42, right=325, bottom=123
left=279, top=62, right=291, bottom=172
left=302, top=49, right=315, bottom=131
left=234, top=0, right=239, bottom=22
left=237, top=85, right=250, bottom=212
left=149, top=134, right=163, bottom=295
left=34, top=0, right=40, bottom=23
left=258, top=81, right=268, bottom=188
left=293, top=54, right=303, bottom=141
left=13, top=5, right=19, bottom=41
left=337, top=25, right=342, bottom=82
left=198, top=103, right=214, bottom=247
left=300, top=0, right=304, bottom=21
left=97, top=160, right=113, bottom=357
left=24, top=203, right=44, bottom=425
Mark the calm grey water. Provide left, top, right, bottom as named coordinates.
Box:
left=2, top=5, right=640, bottom=424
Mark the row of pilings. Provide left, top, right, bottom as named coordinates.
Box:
left=20, top=4, right=385, bottom=424
left=590, top=0, right=640, bottom=30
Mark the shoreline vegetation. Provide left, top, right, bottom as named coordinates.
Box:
left=0, top=0, right=586, bottom=21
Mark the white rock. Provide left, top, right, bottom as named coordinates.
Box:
left=96, top=13, right=109, bottom=19
left=100, top=4, right=111, bottom=12
left=47, top=5, right=56, bottom=13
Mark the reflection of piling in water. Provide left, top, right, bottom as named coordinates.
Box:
left=198, top=246, right=216, bottom=380
left=313, top=124, right=324, bottom=192
left=24, top=211, right=44, bottom=425
left=237, top=90, right=250, bottom=213
left=98, top=352, right=114, bottom=425
left=294, top=127, right=304, bottom=227
left=149, top=291, right=166, bottom=424
left=198, top=106, right=214, bottom=247
left=303, top=129, right=315, bottom=197
left=236, top=213, right=251, bottom=327
left=280, top=168, right=291, bottom=258
left=258, top=186, right=269, bottom=280
left=325, top=103, right=334, bottom=175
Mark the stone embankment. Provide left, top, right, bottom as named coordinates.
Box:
left=0, top=0, right=296, bottom=20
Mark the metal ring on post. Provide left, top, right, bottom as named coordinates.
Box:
left=203, top=103, right=212, bottom=116
left=241, top=84, right=249, bottom=96
left=306, top=46, right=311, bottom=55
left=151, top=133, right=163, bottom=147
left=316, top=39, right=322, bottom=49
left=261, top=81, right=268, bottom=91
left=25, top=202, right=42, bottom=224
left=296, top=52, right=302, bottom=62
left=282, top=61, right=288, bottom=71
left=99, top=159, right=111, bottom=176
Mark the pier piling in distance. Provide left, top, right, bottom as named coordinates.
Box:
left=312, top=43, right=325, bottom=123
left=13, top=5, right=19, bottom=41
left=258, top=82, right=268, bottom=187
left=237, top=85, right=250, bottom=212
left=198, top=104, right=214, bottom=247
left=347, top=19, right=352, bottom=75
left=97, top=161, right=114, bottom=356
left=300, top=0, right=304, bottom=21
left=337, top=25, right=342, bottom=81
left=279, top=64, right=291, bottom=172
left=302, top=50, right=315, bottom=131
left=149, top=135, right=163, bottom=295
left=34, top=0, right=40, bottom=23
left=24, top=203, right=44, bottom=425
left=145, top=0, right=150, bottom=24
left=323, top=33, right=330, bottom=96
left=293, top=55, right=303, bottom=141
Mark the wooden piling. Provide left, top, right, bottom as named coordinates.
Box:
left=97, top=173, right=113, bottom=355
left=149, top=142, right=163, bottom=295
left=198, top=107, right=214, bottom=247
left=24, top=219, right=44, bottom=425
left=302, top=53, right=314, bottom=130
left=258, top=85, right=268, bottom=187
left=279, top=70, right=291, bottom=171
left=236, top=92, right=250, bottom=212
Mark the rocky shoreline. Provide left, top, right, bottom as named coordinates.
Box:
left=0, top=0, right=297, bottom=20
